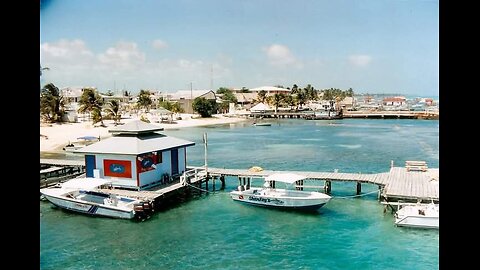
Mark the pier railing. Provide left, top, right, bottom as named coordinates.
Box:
left=181, top=167, right=206, bottom=186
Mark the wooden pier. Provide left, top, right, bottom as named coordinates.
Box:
left=40, top=158, right=438, bottom=204
left=204, top=165, right=439, bottom=203
left=342, top=110, right=439, bottom=119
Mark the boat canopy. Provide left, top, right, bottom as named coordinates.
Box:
left=264, top=173, right=307, bottom=184
left=61, top=178, right=112, bottom=190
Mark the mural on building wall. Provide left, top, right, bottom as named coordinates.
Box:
left=103, top=159, right=132, bottom=178
left=137, top=152, right=158, bottom=173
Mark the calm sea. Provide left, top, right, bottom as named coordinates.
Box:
left=40, top=118, right=439, bottom=270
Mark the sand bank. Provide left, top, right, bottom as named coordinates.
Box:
left=40, top=114, right=248, bottom=152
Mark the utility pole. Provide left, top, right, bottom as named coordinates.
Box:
left=210, top=65, right=213, bottom=91
left=40, top=64, right=49, bottom=91
left=190, top=82, right=193, bottom=100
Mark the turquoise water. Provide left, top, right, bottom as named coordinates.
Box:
left=40, top=119, right=439, bottom=270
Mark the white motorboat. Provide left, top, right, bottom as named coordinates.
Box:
left=394, top=202, right=439, bottom=229
left=230, top=173, right=331, bottom=211
left=253, top=122, right=272, bottom=126
left=40, top=177, right=153, bottom=220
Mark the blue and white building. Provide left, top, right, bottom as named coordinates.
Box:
left=75, top=120, right=195, bottom=190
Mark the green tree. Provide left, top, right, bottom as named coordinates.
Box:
left=216, top=87, right=237, bottom=113
left=291, top=84, right=299, bottom=95
left=257, top=90, right=267, bottom=103
left=304, top=84, right=318, bottom=101
left=78, top=87, right=104, bottom=126
left=346, top=88, right=354, bottom=97
left=104, top=99, right=121, bottom=125
left=296, top=90, right=308, bottom=109
left=240, top=87, right=250, bottom=93
left=272, top=93, right=285, bottom=113
left=283, top=95, right=295, bottom=110
left=40, top=83, right=64, bottom=123
left=137, top=90, right=152, bottom=112
left=159, top=100, right=184, bottom=114
left=192, top=97, right=217, bottom=117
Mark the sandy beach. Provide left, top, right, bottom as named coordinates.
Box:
left=40, top=114, right=248, bottom=152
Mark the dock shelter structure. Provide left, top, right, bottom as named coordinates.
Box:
left=75, top=120, right=195, bottom=190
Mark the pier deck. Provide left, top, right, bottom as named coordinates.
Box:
left=40, top=159, right=438, bottom=202
left=205, top=166, right=439, bottom=202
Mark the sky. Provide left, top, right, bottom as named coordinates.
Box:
left=40, top=0, right=439, bottom=96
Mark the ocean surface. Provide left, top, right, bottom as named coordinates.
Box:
left=40, top=118, right=439, bottom=270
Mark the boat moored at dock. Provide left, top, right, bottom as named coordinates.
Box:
left=394, top=202, right=439, bottom=229
left=230, top=173, right=331, bottom=211
left=40, top=177, right=154, bottom=220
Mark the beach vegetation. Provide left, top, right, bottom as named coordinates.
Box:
left=216, top=87, right=237, bottom=113
left=40, top=83, right=65, bottom=123
left=159, top=100, right=184, bottom=114
left=192, top=97, right=217, bottom=117
left=271, top=93, right=286, bottom=113
left=291, top=84, right=299, bottom=94
left=240, top=87, right=250, bottom=93
left=137, top=90, right=153, bottom=112
left=257, top=90, right=267, bottom=103
left=104, top=99, right=121, bottom=125
left=78, top=87, right=105, bottom=126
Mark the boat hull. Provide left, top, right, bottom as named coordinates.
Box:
left=394, top=203, right=439, bottom=229
left=42, top=194, right=135, bottom=219
left=230, top=189, right=330, bottom=212
left=395, top=215, right=439, bottom=229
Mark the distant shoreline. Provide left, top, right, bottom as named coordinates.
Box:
left=40, top=114, right=248, bottom=152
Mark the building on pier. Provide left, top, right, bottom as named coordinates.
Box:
left=75, top=120, right=195, bottom=190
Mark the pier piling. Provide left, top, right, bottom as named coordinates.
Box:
left=356, top=182, right=361, bottom=195
left=325, top=180, right=332, bottom=194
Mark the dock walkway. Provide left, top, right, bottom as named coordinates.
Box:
left=40, top=159, right=438, bottom=202
left=205, top=166, right=439, bottom=202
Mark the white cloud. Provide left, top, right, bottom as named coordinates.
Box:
left=263, top=44, right=302, bottom=68
left=40, top=39, right=94, bottom=64
left=40, top=38, right=232, bottom=91
left=349, top=54, right=372, bottom=67
left=98, top=41, right=145, bottom=69
left=152, top=39, right=168, bottom=50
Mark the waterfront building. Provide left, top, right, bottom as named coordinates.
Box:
left=75, top=120, right=195, bottom=190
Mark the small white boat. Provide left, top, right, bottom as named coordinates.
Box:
left=230, top=173, right=331, bottom=211
left=394, top=202, right=439, bottom=229
left=40, top=177, right=153, bottom=220
left=253, top=122, right=272, bottom=126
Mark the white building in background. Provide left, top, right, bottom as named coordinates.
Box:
left=163, top=90, right=217, bottom=114
left=249, top=86, right=291, bottom=96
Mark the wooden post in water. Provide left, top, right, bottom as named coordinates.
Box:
left=205, top=173, right=209, bottom=191
left=220, top=175, right=225, bottom=190
left=212, top=176, right=216, bottom=191
left=238, top=176, right=242, bottom=186
left=356, top=182, right=361, bottom=195
left=377, top=185, right=382, bottom=200
left=247, top=177, right=250, bottom=190
left=325, top=180, right=332, bottom=194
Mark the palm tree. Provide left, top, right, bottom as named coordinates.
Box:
left=40, top=83, right=64, bottom=123
left=104, top=99, right=121, bottom=125
left=137, top=89, right=152, bottom=112
left=291, top=84, right=299, bottom=95
left=257, top=90, right=267, bottom=103
left=78, top=88, right=104, bottom=126
left=272, top=93, right=285, bottom=114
